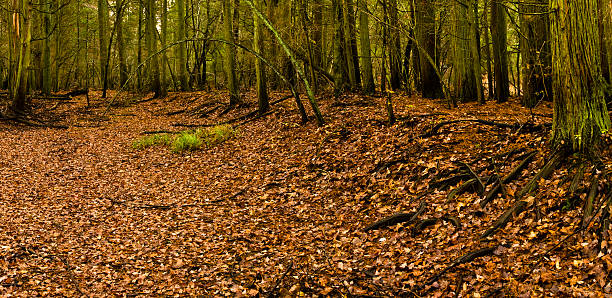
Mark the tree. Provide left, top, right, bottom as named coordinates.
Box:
left=415, top=0, right=442, bottom=99
left=116, top=0, right=128, bottom=87
left=253, top=0, right=269, bottom=113
left=9, top=0, right=32, bottom=112
left=550, top=0, right=611, bottom=152
left=450, top=0, right=480, bottom=101
left=145, top=0, right=162, bottom=97
left=358, top=0, right=375, bottom=94
left=519, top=0, right=551, bottom=108
left=332, top=0, right=349, bottom=94
left=491, top=0, right=509, bottom=102
left=176, top=0, right=188, bottom=90
left=223, top=0, right=241, bottom=105
left=97, top=0, right=109, bottom=93
left=387, top=0, right=401, bottom=90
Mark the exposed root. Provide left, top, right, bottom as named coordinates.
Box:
left=363, top=202, right=425, bottom=232
left=421, top=119, right=549, bottom=138
left=515, top=150, right=564, bottom=200
left=481, top=151, right=536, bottom=208
left=419, top=246, right=496, bottom=291
left=481, top=200, right=528, bottom=239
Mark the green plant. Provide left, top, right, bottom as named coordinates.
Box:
left=132, top=134, right=171, bottom=150
left=171, top=132, right=203, bottom=153
left=203, top=124, right=236, bottom=146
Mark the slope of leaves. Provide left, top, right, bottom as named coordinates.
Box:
left=0, top=91, right=611, bottom=296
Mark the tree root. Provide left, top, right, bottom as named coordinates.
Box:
left=421, top=119, right=549, bottom=138
left=412, top=216, right=461, bottom=236
left=363, top=202, right=425, bottom=232
left=481, top=200, right=528, bottom=238
left=419, top=246, right=496, bottom=291
left=481, top=151, right=536, bottom=208
left=515, top=150, right=564, bottom=200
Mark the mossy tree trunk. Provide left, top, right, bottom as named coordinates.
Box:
left=550, top=0, right=611, bottom=152
left=10, top=0, right=32, bottom=113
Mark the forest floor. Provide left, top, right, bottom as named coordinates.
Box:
left=0, top=90, right=611, bottom=297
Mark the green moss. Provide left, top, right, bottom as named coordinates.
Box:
left=171, top=132, right=203, bottom=153
left=132, top=134, right=171, bottom=150
left=132, top=125, right=236, bottom=153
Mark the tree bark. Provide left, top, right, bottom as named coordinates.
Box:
left=358, top=0, right=375, bottom=94
left=388, top=0, right=401, bottom=90
left=550, top=0, right=611, bottom=152
left=491, top=0, right=509, bottom=102
left=254, top=0, right=269, bottom=113
left=519, top=0, right=551, bottom=108
left=97, top=0, right=109, bottom=90
left=177, top=0, right=189, bottom=90
left=145, top=0, right=162, bottom=97
left=415, top=0, right=442, bottom=99
left=223, top=0, right=241, bottom=105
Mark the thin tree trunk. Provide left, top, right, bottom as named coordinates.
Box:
left=223, top=0, right=241, bottom=105
left=388, top=0, right=401, bottom=90
left=97, top=0, right=109, bottom=92
left=117, top=0, right=128, bottom=87
left=146, top=0, right=162, bottom=97
left=254, top=0, right=269, bottom=113
left=491, top=0, right=509, bottom=102
left=358, top=0, right=375, bottom=93
left=177, top=0, right=188, bottom=90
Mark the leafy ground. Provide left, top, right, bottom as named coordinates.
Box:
left=1, top=91, right=611, bottom=296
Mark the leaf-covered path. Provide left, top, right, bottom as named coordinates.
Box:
left=1, top=92, right=610, bottom=296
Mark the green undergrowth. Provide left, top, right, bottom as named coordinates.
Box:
left=132, top=125, right=236, bottom=153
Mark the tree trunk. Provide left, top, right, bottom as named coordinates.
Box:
left=41, top=0, right=51, bottom=95
left=519, top=0, right=551, bottom=108
left=137, top=1, right=143, bottom=90
left=177, top=0, right=189, bottom=90
left=223, top=0, right=241, bottom=105
left=341, top=0, right=357, bottom=89
left=117, top=0, right=128, bottom=87
left=550, top=0, right=611, bottom=152
left=254, top=0, right=269, bottom=113
left=97, top=0, right=109, bottom=91
left=358, top=0, right=375, bottom=94
left=10, top=0, right=32, bottom=113
left=145, top=0, right=162, bottom=97
left=450, top=0, right=478, bottom=101
left=332, top=0, right=349, bottom=94
left=160, top=0, right=168, bottom=95
left=491, top=0, right=509, bottom=102
left=388, top=0, right=401, bottom=90
left=345, top=0, right=361, bottom=89
left=415, top=0, right=442, bottom=99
